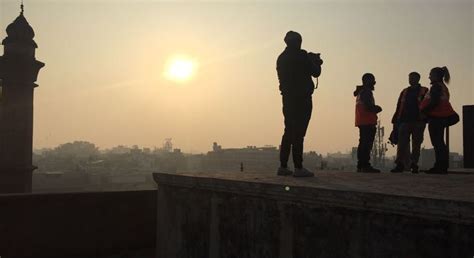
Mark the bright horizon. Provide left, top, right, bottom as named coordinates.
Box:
left=1, top=0, right=472, bottom=155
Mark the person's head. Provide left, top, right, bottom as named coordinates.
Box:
left=429, top=66, right=450, bottom=84
left=284, top=31, right=302, bottom=49
left=408, top=72, right=421, bottom=86
left=362, top=73, right=376, bottom=90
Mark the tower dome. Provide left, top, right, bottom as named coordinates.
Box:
left=2, top=7, right=37, bottom=48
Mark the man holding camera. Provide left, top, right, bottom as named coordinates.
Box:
left=276, top=31, right=323, bottom=177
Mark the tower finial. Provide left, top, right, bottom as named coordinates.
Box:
left=21, top=0, right=24, bottom=15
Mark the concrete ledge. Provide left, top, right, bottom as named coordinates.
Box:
left=153, top=172, right=474, bottom=224
left=153, top=171, right=474, bottom=258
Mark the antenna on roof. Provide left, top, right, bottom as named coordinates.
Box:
left=20, top=0, right=24, bottom=15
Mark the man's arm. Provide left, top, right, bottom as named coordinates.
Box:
left=276, top=56, right=287, bottom=93
left=276, top=56, right=282, bottom=83
left=354, top=86, right=363, bottom=96
left=391, top=91, right=403, bottom=124
left=361, top=90, right=382, bottom=113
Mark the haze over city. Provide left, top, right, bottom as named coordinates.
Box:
left=1, top=0, right=472, bottom=154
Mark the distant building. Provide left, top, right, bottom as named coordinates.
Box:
left=420, top=148, right=435, bottom=170
left=325, top=151, right=356, bottom=170
left=304, top=151, right=324, bottom=170
left=420, top=148, right=464, bottom=170
left=107, top=145, right=132, bottom=154
left=205, top=143, right=279, bottom=172
left=449, top=152, right=463, bottom=169
left=204, top=143, right=322, bottom=172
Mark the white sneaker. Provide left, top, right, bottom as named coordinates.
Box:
left=277, top=167, right=293, bottom=176
left=293, top=167, right=314, bottom=177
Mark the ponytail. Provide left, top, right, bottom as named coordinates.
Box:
left=431, top=66, right=451, bottom=84
left=442, top=66, right=450, bottom=84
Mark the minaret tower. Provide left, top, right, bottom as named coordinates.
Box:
left=0, top=3, right=45, bottom=193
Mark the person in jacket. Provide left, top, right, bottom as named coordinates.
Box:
left=354, top=73, right=382, bottom=173
left=390, top=72, right=429, bottom=173
left=420, top=66, right=457, bottom=174
left=276, top=31, right=322, bottom=177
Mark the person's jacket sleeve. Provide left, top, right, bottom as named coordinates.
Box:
left=360, top=90, right=382, bottom=113
left=391, top=91, right=403, bottom=124
left=276, top=57, right=284, bottom=92
left=421, top=84, right=441, bottom=113
left=353, top=86, right=363, bottom=96
left=276, top=55, right=291, bottom=93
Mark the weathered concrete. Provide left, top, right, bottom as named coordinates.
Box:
left=0, top=190, right=156, bottom=258
left=154, top=171, right=474, bottom=258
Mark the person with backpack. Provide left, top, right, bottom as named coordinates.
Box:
left=276, top=31, right=323, bottom=177
left=390, top=72, right=429, bottom=173
left=354, top=73, right=382, bottom=173
left=420, top=66, right=459, bottom=174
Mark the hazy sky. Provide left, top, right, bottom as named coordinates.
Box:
left=1, top=0, right=473, bottom=155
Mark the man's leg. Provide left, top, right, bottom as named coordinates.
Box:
left=280, top=129, right=292, bottom=168
left=437, top=123, right=449, bottom=170
left=357, top=127, right=367, bottom=169
left=280, top=96, right=294, bottom=169
left=411, top=122, right=426, bottom=169
left=394, top=123, right=410, bottom=170
left=292, top=97, right=312, bottom=169
left=358, top=125, right=376, bottom=169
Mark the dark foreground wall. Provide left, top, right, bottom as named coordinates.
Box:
left=0, top=190, right=156, bottom=258
left=464, top=105, right=474, bottom=168
left=154, top=172, right=474, bottom=258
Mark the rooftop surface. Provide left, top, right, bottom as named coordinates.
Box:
left=155, top=170, right=474, bottom=202
left=154, top=170, right=474, bottom=223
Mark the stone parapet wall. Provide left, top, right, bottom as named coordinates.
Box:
left=154, top=172, right=474, bottom=258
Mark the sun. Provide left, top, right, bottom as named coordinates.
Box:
left=165, top=56, right=196, bottom=82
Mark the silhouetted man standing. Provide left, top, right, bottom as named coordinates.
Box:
left=354, top=73, right=382, bottom=173
left=276, top=31, right=322, bottom=177
left=391, top=72, right=428, bottom=173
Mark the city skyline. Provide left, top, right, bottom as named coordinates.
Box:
left=1, top=0, right=472, bottom=155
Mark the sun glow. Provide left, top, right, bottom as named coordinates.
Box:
left=165, top=56, right=196, bottom=82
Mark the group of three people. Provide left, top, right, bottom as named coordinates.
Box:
left=276, top=31, right=458, bottom=177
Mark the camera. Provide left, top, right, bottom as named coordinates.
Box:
left=308, top=52, right=323, bottom=66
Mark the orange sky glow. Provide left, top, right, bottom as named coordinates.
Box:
left=1, top=0, right=472, bottom=155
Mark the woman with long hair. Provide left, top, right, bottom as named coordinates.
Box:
left=420, top=66, right=459, bottom=174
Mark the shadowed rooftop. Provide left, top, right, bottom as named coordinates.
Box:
left=154, top=170, right=474, bottom=225
left=155, top=170, right=474, bottom=203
